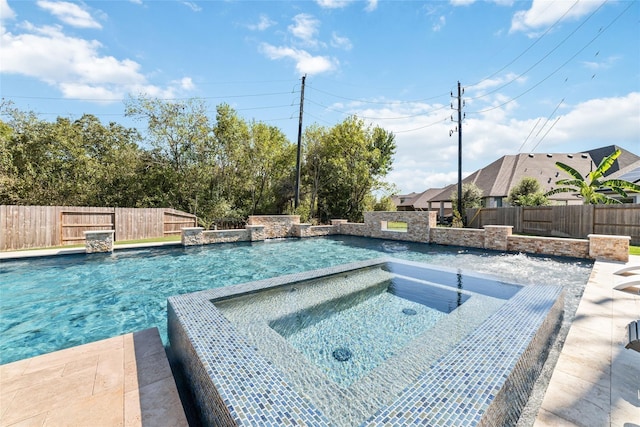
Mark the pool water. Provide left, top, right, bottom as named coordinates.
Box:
left=0, top=236, right=592, bottom=364
left=218, top=261, right=522, bottom=389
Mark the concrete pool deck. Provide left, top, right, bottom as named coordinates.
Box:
left=0, top=247, right=638, bottom=426
left=533, top=254, right=640, bottom=427
left=0, top=328, right=188, bottom=427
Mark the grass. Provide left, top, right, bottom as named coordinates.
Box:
left=630, top=246, right=640, bottom=256
left=385, top=221, right=408, bottom=231
left=9, top=235, right=181, bottom=252
left=114, top=235, right=181, bottom=245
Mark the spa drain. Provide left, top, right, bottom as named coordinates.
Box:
left=402, top=308, right=417, bottom=315
left=332, top=347, right=352, bottom=362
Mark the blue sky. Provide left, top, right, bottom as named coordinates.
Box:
left=1, top=0, right=638, bottom=194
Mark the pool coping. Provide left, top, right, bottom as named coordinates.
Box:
left=168, top=257, right=565, bottom=426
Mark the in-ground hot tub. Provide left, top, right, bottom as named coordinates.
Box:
left=168, top=258, right=563, bottom=426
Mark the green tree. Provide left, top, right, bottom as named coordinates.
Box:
left=1, top=105, right=143, bottom=206
left=450, top=183, right=483, bottom=226
left=507, top=177, right=550, bottom=206
left=311, top=116, right=396, bottom=223
left=545, top=149, right=640, bottom=204
left=125, top=95, right=212, bottom=213
left=243, top=121, right=296, bottom=214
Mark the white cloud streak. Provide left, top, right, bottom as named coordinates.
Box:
left=1, top=21, right=193, bottom=101
left=37, top=0, right=102, bottom=29
left=289, top=13, right=321, bottom=46
left=344, top=91, right=639, bottom=193
left=510, top=0, right=603, bottom=34
left=259, top=43, right=337, bottom=75
left=0, top=0, right=15, bottom=21
left=316, top=0, right=378, bottom=11
left=248, top=14, right=276, bottom=31
left=331, top=32, right=352, bottom=50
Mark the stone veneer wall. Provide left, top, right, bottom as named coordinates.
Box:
left=203, top=229, right=250, bottom=244
left=247, top=215, right=299, bottom=239
left=507, top=235, right=590, bottom=259
left=430, top=227, right=486, bottom=249
left=174, top=214, right=628, bottom=262
left=84, top=230, right=115, bottom=253
left=588, top=234, right=630, bottom=262
left=292, top=224, right=337, bottom=238
left=363, top=211, right=434, bottom=242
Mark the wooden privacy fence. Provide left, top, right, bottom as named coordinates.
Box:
left=0, top=205, right=197, bottom=251
left=467, top=204, right=640, bottom=245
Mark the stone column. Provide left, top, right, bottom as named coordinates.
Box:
left=85, top=230, right=115, bottom=254
left=181, top=227, right=204, bottom=246
left=588, top=234, right=630, bottom=262
left=292, top=223, right=311, bottom=238
left=484, top=225, right=513, bottom=251
left=246, top=225, right=266, bottom=242
left=331, top=219, right=347, bottom=234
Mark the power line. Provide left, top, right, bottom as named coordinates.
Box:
left=466, top=0, right=582, bottom=90
left=466, top=0, right=607, bottom=102
left=466, top=1, right=633, bottom=115
left=305, top=97, right=448, bottom=120
left=306, top=85, right=449, bottom=105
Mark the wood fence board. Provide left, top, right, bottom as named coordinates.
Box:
left=0, top=206, right=196, bottom=250
left=466, top=204, right=640, bottom=245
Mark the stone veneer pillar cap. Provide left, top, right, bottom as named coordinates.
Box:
left=587, top=234, right=631, bottom=240
left=84, top=230, right=115, bottom=235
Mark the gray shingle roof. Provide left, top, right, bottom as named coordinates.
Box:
left=412, top=145, right=640, bottom=204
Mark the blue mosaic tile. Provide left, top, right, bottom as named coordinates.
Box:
left=168, top=257, right=563, bottom=426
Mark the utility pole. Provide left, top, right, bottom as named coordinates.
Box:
left=450, top=81, right=465, bottom=223
left=294, top=74, right=306, bottom=209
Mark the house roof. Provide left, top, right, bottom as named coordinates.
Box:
left=415, top=145, right=640, bottom=204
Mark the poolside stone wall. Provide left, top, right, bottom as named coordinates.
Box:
left=84, top=230, right=114, bottom=253
left=430, top=227, right=486, bottom=249
left=176, top=214, right=629, bottom=262
left=507, top=235, right=590, bottom=259
left=247, top=215, right=299, bottom=239
left=181, top=227, right=204, bottom=246
left=588, top=234, right=630, bottom=262
left=292, top=224, right=337, bottom=238
left=203, top=229, right=250, bottom=244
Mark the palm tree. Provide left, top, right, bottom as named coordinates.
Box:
left=545, top=149, right=640, bottom=204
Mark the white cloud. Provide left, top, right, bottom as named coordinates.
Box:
left=331, top=32, right=352, bottom=50
left=510, top=0, right=602, bottom=34
left=450, top=0, right=514, bottom=6
left=289, top=13, right=321, bottom=46
left=37, top=0, right=102, bottom=29
left=365, top=0, right=378, bottom=12
left=343, top=91, right=639, bottom=193
left=432, top=16, right=445, bottom=32
left=248, top=14, right=276, bottom=31
left=450, top=0, right=475, bottom=5
left=315, top=0, right=377, bottom=11
left=173, top=77, right=195, bottom=91
left=0, top=0, right=15, bottom=21
left=181, top=2, right=201, bottom=12
left=1, top=21, right=192, bottom=101
left=581, top=54, right=620, bottom=71
left=316, top=0, right=351, bottom=9
left=259, top=43, right=336, bottom=75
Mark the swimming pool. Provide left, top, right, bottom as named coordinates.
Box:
left=0, top=236, right=592, bottom=364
